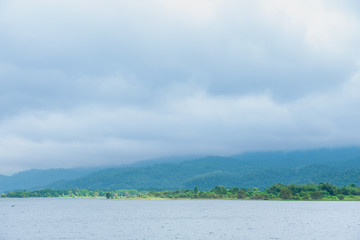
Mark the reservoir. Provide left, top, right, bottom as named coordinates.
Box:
left=1, top=198, right=359, bottom=240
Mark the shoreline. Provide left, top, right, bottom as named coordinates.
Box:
left=2, top=196, right=360, bottom=201
left=3, top=183, right=359, bottom=201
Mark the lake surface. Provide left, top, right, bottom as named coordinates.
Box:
left=1, top=198, right=359, bottom=240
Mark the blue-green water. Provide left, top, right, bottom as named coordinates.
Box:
left=1, top=198, right=359, bottom=240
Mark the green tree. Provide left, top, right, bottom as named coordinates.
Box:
left=337, top=194, right=345, bottom=200
left=319, top=182, right=337, bottom=196
left=229, top=187, right=240, bottom=194
left=279, top=188, right=293, bottom=199
left=302, top=194, right=309, bottom=200
left=311, top=191, right=323, bottom=200
left=105, top=192, right=111, bottom=199
left=213, top=185, right=228, bottom=195
left=237, top=190, right=246, bottom=199
left=194, top=186, right=199, bottom=194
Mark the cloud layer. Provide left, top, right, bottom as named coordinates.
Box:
left=1, top=0, right=360, bottom=174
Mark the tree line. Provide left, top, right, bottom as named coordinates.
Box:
left=2, top=183, right=359, bottom=200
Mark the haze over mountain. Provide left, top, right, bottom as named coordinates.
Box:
left=1, top=147, right=360, bottom=193
left=0, top=168, right=100, bottom=193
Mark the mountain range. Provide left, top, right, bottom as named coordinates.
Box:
left=1, top=147, right=360, bottom=193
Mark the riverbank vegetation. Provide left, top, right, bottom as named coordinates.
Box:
left=2, top=183, right=360, bottom=200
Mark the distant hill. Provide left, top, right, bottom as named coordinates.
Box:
left=0, top=168, right=101, bottom=193
left=46, top=147, right=360, bottom=190
left=2, top=147, right=360, bottom=193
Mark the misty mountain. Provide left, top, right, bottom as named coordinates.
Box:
left=0, top=168, right=101, bottom=193
left=2, top=147, right=360, bottom=193
left=46, top=147, right=360, bottom=190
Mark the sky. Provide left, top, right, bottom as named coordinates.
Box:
left=1, top=0, right=360, bottom=174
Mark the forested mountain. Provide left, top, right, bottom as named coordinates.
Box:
left=0, top=168, right=101, bottom=193
left=0, top=174, right=6, bottom=184
left=1, top=147, right=360, bottom=192
left=47, top=147, right=360, bottom=190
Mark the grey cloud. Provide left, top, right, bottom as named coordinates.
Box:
left=2, top=70, right=360, bottom=173
left=1, top=1, right=358, bottom=100
left=0, top=0, right=360, bottom=173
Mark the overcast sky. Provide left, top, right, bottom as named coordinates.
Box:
left=1, top=0, right=360, bottom=174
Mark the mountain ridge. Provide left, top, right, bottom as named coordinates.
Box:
left=1, top=147, right=360, bottom=192
left=46, top=147, right=360, bottom=190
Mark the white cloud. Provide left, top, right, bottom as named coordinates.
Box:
left=260, top=0, right=360, bottom=53
left=154, top=0, right=219, bottom=23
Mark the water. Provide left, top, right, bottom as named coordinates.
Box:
left=1, top=198, right=359, bottom=240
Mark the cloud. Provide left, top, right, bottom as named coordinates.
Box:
left=1, top=1, right=358, bottom=97
left=2, top=68, right=360, bottom=173
left=260, top=0, right=360, bottom=52
left=0, top=0, right=359, bottom=173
